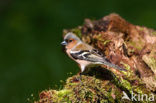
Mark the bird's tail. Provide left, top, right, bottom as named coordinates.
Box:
left=102, top=60, right=127, bottom=71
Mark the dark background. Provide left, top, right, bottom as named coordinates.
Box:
left=0, top=0, right=156, bottom=103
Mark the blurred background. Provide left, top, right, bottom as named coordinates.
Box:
left=0, top=0, right=156, bottom=102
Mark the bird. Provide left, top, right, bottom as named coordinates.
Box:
left=61, top=32, right=126, bottom=73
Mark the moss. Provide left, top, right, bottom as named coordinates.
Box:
left=95, top=33, right=111, bottom=45
left=64, top=75, right=115, bottom=102
left=127, top=48, right=135, bottom=55
left=36, top=75, right=127, bottom=103
left=142, top=55, right=156, bottom=74
left=149, top=57, right=156, bottom=69
left=71, top=28, right=82, bottom=38
left=121, top=78, right=132, bottom=91
left=120, top=62, right=132, bottom=78
left=57, top=90, right=72, bottom=102
left=103, top=40, right=111, bottom=45
left=57, top=89, right=71, bottom=99
left=152, top=31, right=156, bottom=35
left=128, top=40, right=143, bottom=51
left=139, top=27, right=144, bottom=31
left=35, top=70, right=151, bottom=103
left=36, top=13, right=156, bottom=103
left=112, top=62, right=148, bottom=99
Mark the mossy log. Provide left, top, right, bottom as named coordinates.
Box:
left=35, top=13, right=156, bottom=103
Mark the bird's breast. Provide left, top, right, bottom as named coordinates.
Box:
left=76, top=60, right=91, bottom=66
left=66, top=49, right=75, bottom=60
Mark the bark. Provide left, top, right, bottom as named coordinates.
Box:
left=35, top=13, right=156, bottom=103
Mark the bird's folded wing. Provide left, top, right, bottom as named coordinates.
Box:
left=70, top=49, right=104, bottom=63
left=70, top=49, right=127, bottom=71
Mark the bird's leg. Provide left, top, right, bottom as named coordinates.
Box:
left=76, top=64, right=84, bottom=85
left=79, top=72, right=84, bottom=85
left=75, top=72, right=84, bottom=86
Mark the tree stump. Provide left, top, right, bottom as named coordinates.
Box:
left=35, top=13, right=156, bottom=103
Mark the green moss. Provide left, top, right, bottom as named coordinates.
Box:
left=57, top=89, right=71, bottom=97
left=121, top=78, right=132, bottom=90
left=129, top=40, right=143, bottom=51
left=120, top=62, right=132, bottom=77
left=96, top=33, right=111, bottom=45
left=149, top=57, right=156, bottom=69
left=103, top=40, right=111, bottom=45
left=152, top=31, right=156, bottom=35
left=122, top=63, right=131, bottom=71
left=35, top=62, right=151, bottom=103
left=139, top=27, right=144, bottom=31
left=36, top=72, right=151, bottom=103
left=57, top=89, right=71, bottom=102
left=71, top=28, right=82, bottom=38
left=143, top=56, right=156, bottom=73
left=36, top=75, right=125, bottom=102
left=127, top=48, right=135, bottom=54
left=112, top=62, right=148, bottom=98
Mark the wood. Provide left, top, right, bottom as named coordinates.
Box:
left=35, top=13, right=156, bottom=103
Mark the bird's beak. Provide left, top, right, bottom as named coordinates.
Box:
left=61, top=41, right=67, bottom=46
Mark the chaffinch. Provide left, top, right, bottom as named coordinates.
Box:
left=61, top=32, right=126, bottom=73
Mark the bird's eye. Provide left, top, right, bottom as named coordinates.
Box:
left=68, top=40, right=73, bottom=42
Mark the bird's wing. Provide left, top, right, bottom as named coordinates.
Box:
left=70, top=49, right=127, bottom=71
left=70, top=49, right=104, bottom=63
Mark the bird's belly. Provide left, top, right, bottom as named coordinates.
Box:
left=76, top=60, right=91, bottom=66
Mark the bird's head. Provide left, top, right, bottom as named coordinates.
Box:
left=61, top=32, right=81, bottom=49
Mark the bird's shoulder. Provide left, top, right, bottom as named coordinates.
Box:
left=70, top=46, right=104, bottom=62
left=71, top=42, right=103, bottom=57
left=72, top=42, right=93, bottom=51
